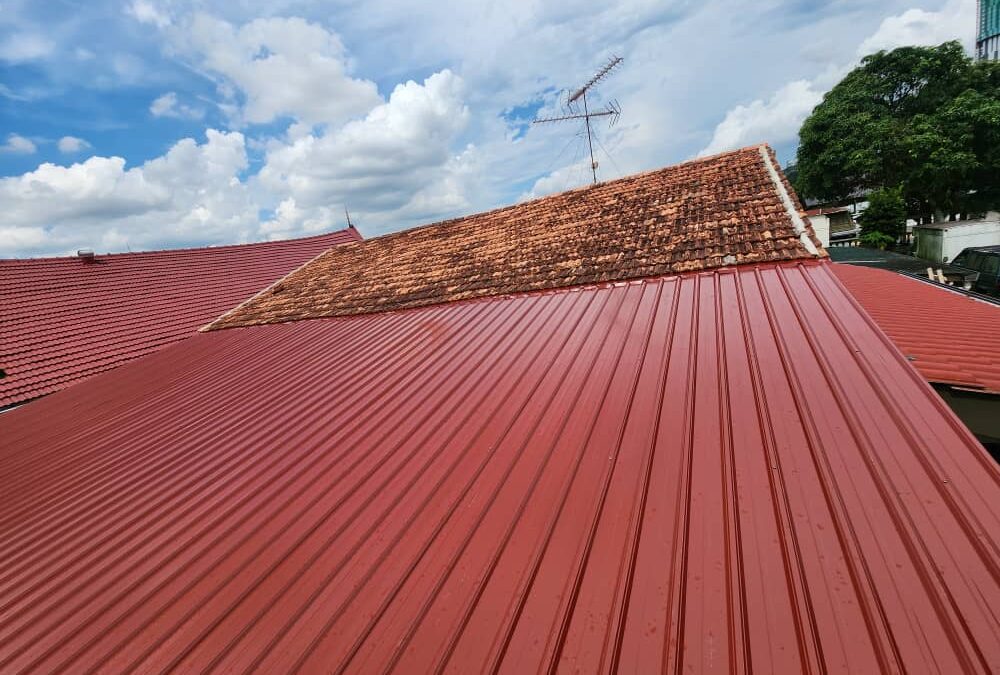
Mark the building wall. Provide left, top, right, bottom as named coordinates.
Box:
left=979, top=0, right=1000, bottom=60
left=806, top=214, right=830, bottom=248
left=915, top=219, right=1000, bottom=263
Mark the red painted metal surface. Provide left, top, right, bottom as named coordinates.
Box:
left=1, top=260, right=998, bottom=673
left=834, top=263, right=1000, bottom=393
left=0, top=228, right=360, bottom=408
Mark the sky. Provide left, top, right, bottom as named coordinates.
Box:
left=0, top=0, right=977, bottom=257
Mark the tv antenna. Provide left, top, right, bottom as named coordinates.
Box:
left=533, top=55, right=622, bottom=184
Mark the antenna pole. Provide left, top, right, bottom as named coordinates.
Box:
left=532, top=55, right=622, bottom=185
left=582, top=90, right=597, bottom=184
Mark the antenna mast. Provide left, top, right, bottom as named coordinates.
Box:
left=533, top=55, right=622, bottom=184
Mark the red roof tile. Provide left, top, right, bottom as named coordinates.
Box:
left=1, top=260, right=997, bottom=673
left=0, top=229, right=360, bottom=408
left=833, top=264, right=1000, bottom=393
left=210, top=145, right=824, bottom=329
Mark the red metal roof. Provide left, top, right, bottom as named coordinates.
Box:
left=0, top=229, right=360, bottom=408
left=834, top=263, right=1000, bottom=393
left=2, top=260, right=998, bottom=673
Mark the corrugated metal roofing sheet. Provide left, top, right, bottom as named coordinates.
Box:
left=834, top=263, right=1000, bottom=393
left=0, top=228, right=360, bottom=408
left=2, top=260, right=998, bottom=673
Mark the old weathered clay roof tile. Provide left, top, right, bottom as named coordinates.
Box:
left=209, top=144, right=823, bottom=329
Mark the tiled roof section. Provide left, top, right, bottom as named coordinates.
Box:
left=2, top=261, right=998, bottom=673
left=210, top=144, right=824, bottom=329
left=834, top=263, right=1000, bottom=393
left=0, top=228, right=360, bottom=408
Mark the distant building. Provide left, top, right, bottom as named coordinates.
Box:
left=979, top=0, right=1000, bottom=61
left=914, top=213, right=1000, bottom=263
left=804, top=206, right=855, bottom=247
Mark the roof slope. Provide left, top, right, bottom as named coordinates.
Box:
left=0, top=229, right=360, bottom=408
left=211, top=145, right=824, bottom=328
left=834, top=264, right=1000, bottom=393
left=1, top=261, right=998, bottom=673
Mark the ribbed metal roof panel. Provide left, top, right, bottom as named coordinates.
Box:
left=0, top=228, right=360, bottom=407
left=834, top=263, right=1000, bottom=393
left=1, top=260, right=998, bottom=673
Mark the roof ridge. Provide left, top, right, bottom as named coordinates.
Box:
left=208, top=143, right=822, bottom=330
left=0, top=228, right=359, bottom=264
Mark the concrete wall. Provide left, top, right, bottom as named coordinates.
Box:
left=915, top=219, right=1000, bottom=263
left=806, top=214, right=830, bottom=248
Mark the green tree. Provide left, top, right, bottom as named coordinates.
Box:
left=795, top=42, right=1000, bottom=220
left=858, top=187, right=906, bottom=241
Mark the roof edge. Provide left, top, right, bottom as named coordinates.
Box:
left=2, top=227, right=360, bottom=264
left=758, top=146, right=822, bottom=257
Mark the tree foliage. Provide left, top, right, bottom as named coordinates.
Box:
left=858, top=187, right=906, bottom=238
left=795, top=42, right=1000, bottom=220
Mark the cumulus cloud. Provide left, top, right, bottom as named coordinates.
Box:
left=255, top=69, right=470, bottom=237
left=150, top=91, right=204, bottom=119
left=178, top=14, right=382, bottom=126
left=0, top=130, right=256, bottom=256
left=858, top=0, right=974, bottom=56
left=0, top=33, right=54, bottom=62
left=1, top=133, right=36, bottom=154
left=699, top=0, right=975, bottom=157
left=699, top=80, right=823, bottom=157
left=57, top=136, right=91, bottom=153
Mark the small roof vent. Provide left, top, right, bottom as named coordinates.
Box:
left=77, top=249, right=96, bottom=263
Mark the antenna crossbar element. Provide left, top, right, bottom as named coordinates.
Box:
left=568, top=56, right=623, bottom=104
left=533, top=56, right=623, bottom=184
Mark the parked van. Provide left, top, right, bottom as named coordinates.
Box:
left=952, top=245, right=1000, bottom=295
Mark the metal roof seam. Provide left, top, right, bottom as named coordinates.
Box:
left=278, top=290, right=620, bottom=673
left=605, top=281, right=682, bottom=673
left=430, top=290, right=631, bottom=672
left=3, top=296, right=526, bottom=672
left=545, top=281, right=668, bottom=670
left=730, top=268, right=824, bottom=672
left=351, top=290, right=611, bottom=674
left=750, top=265, right=901, bottom=672
left=143, top=290, right=580, bottom=674
left=775, top=266, right=985, bottom=671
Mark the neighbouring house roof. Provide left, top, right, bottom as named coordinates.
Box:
left=828, top=246, right=979, bottom=283
left=834, top=263, right=1000, bottom=393
left=210, top=145, right=823, bottom=328
left=0, top=229, right=360, bottom=408
left=804, top=206, right=851, bottom=216
left=1, top=145, right=998, bottom=673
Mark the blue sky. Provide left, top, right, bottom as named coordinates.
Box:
left=0, top=0, right=975, bottom=256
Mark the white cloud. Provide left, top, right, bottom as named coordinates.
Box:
left=57, top=136, right=91, bottom=153
left=178, top=14, right=382, bottom=126
left=0, top=130, right=257, bottom=256
left=699, top=0, right=975, bottom=158
left=126, top=0, right=171, bottom=28
left=1, top=133, right=36, bottom=154
left=255, top=69, right=469, bottom=236
left=0, top=33, right=53, bottom=62
left=858, top=0, right=974, bottom=57
left=699, top=80, right=824, bottom=157
left=150, top=91, right=204, bottom=119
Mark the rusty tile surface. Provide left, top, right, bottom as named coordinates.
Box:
left=210, top=145, right=824, bottom=329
